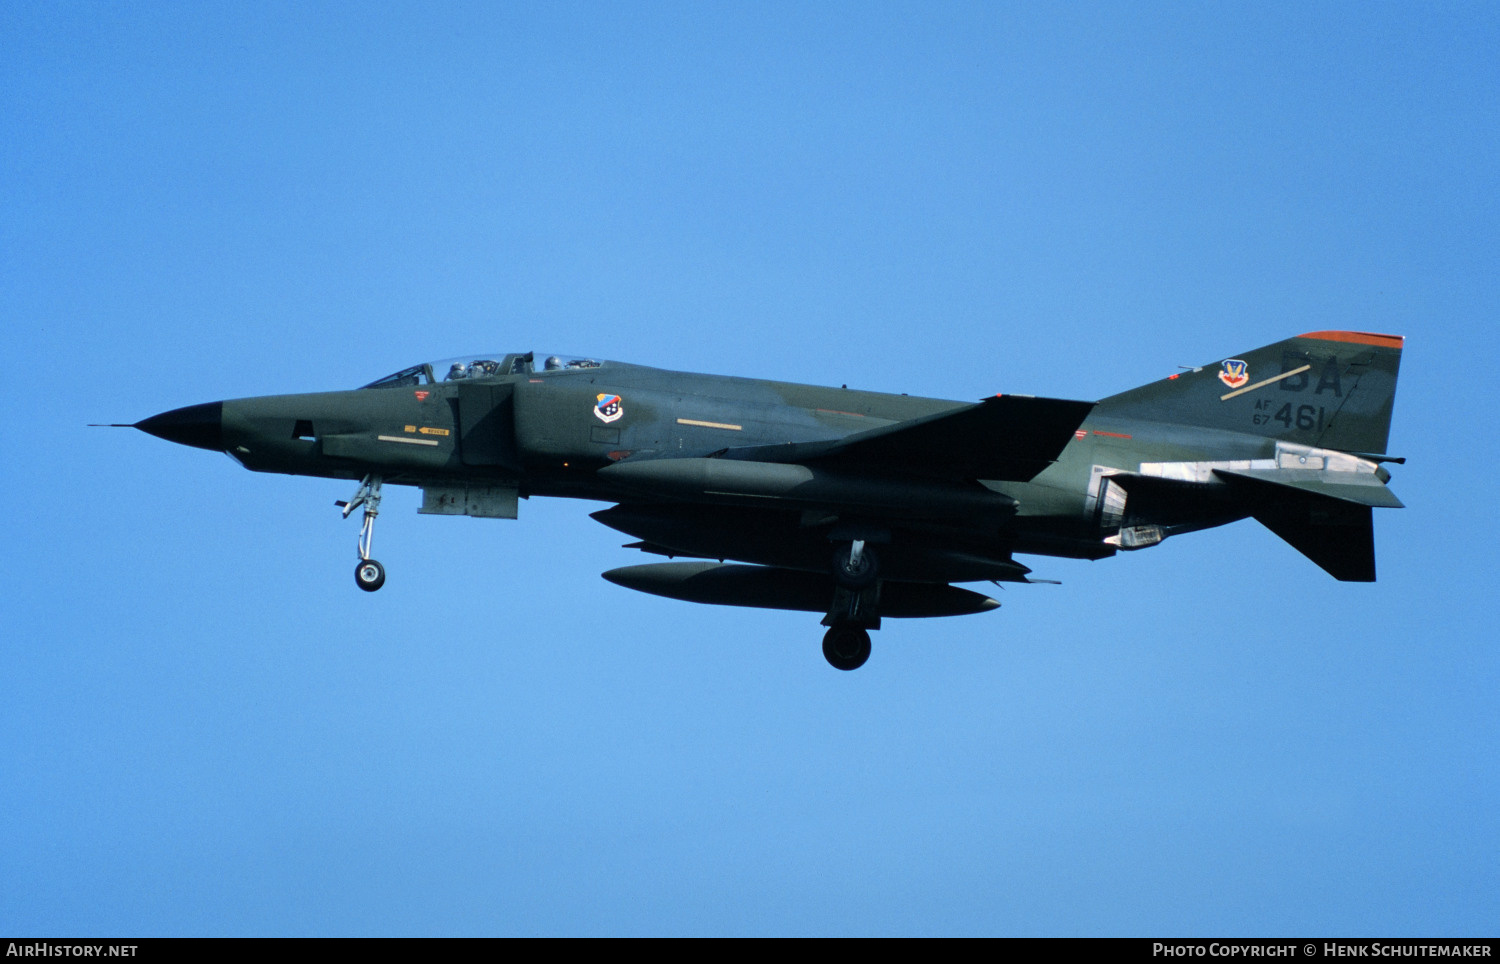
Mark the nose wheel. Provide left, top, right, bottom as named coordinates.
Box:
left=338, top=474, right=386, bottom=592
left=355, top=558, right=386, bottom=592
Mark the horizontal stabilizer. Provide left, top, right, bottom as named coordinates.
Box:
left=1213, top=468, right=1404, bottom=508
left=724, top=394, right=1094, bottom=482
left=602, top=562, right=1001, bottom=618
left=1218, top=473, right=1378, bottom=581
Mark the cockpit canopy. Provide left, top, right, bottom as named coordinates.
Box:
left=361, top=352, right=604, bottom=389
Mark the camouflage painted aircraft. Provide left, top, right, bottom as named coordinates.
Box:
left=118, top=331, right=1403, bottom=669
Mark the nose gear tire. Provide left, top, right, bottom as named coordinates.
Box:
left=355, top=559, right=386, bottom=592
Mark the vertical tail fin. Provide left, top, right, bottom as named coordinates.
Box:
left=1095, top=331, right=1404, bottom=454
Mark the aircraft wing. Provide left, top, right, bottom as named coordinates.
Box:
left=722, top=394, right=1095, bottom=482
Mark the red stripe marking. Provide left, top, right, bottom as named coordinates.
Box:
left=1092, top=430, right=1133, bottom=439
left=1298, top=330, right=1404, bottom=349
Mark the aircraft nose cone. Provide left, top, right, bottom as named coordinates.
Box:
left=136, top=401, right=225, bottom=451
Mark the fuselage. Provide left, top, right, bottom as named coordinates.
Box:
left=142, top=354, right=1287, bottom=580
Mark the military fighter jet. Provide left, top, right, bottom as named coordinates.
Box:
left=119, top=331, right=1403, bottom=670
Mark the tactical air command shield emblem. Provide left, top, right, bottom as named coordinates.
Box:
left=1218, top=359, right=1249, bottom=389
left=594, top=393, right=623, bottom=424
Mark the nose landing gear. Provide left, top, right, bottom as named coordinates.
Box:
left=339, top=474, right=386, bottom=592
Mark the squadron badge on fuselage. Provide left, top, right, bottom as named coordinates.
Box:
left=1218, top=359, right=1249, bottom=389
left=595, top=394, right=623, bottom=423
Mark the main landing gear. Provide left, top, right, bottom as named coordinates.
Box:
left=832, top=539, right=878, bottom=588
left=823, top=538, right=880, bottom=671
left=339, top=474, right=386, bottom=592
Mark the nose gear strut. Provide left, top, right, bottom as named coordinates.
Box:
left=338, top=474, right=386, bottom=591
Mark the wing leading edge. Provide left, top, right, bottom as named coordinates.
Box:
left=721, top=394, right=1095, bottom=482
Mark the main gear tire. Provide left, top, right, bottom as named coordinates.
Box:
left=822, top=626, right=871, bottom=671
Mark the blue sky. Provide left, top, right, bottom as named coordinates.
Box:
left=2, top=1, right=1496, bottom=936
